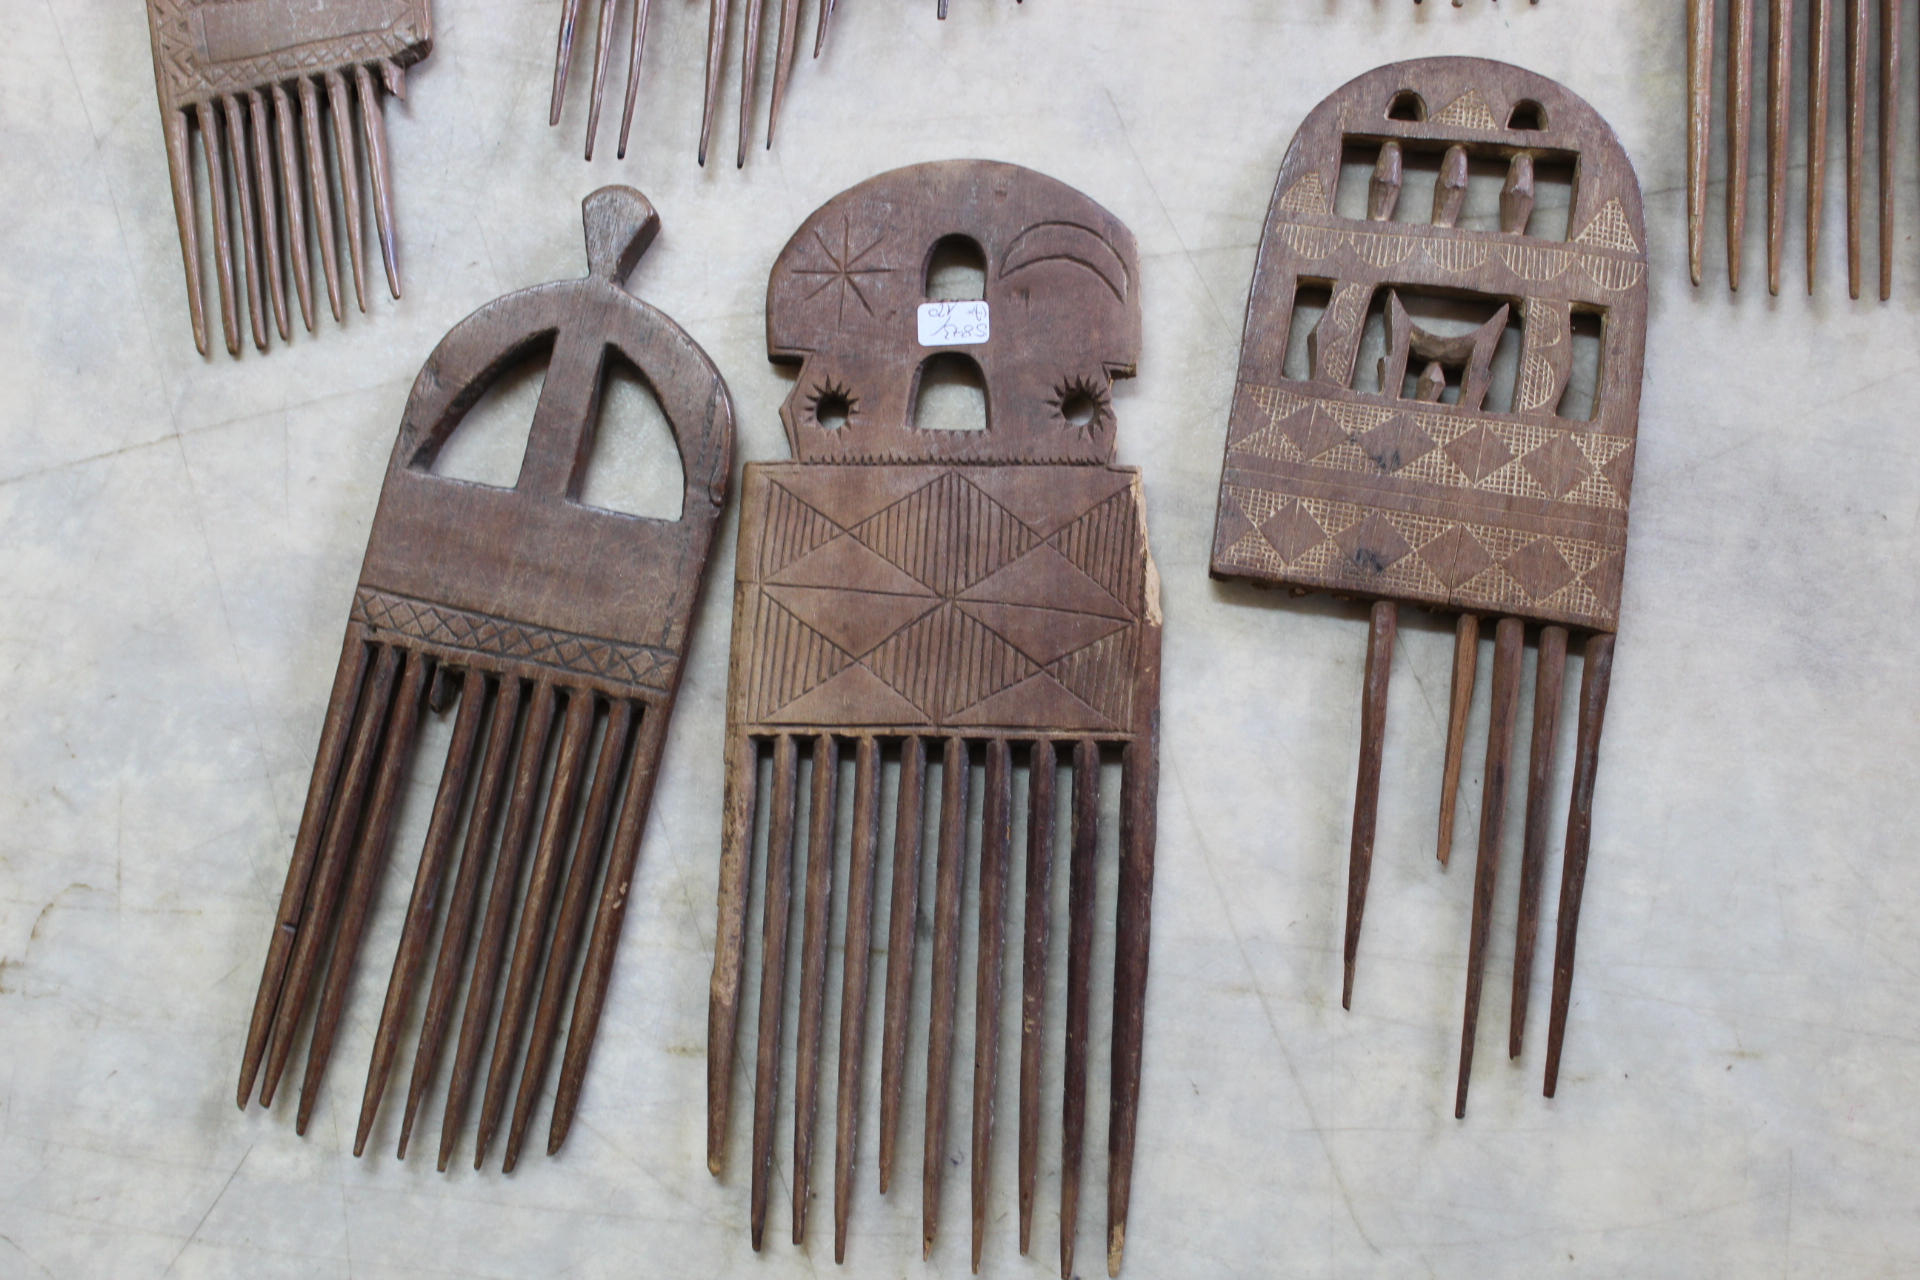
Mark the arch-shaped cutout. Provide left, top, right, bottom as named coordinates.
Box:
left=925, top=234, right=987, bottom=300
left=428, top=335, right=554, bottom=488
left=1556, top=309, right=1604, bottom=422
left=1507, top=100, right=1546, bottom=131
left=912, top=352, right=989, bottom=432
left=579, top=347, right=685, bottom=519
left=1387, top=91, right=1426, bottom=122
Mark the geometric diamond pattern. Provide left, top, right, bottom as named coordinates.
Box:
left=1334, top=510, right=1414, bottom=575
left=1444, top=423, right=1515, bottom=482
left=1520, top=432, right=1594, bottom=498
left=1356, top=414, right=1437, bottom=473
left=1418, top=524, right=1497, bottom=589
left=1260, top=501, right=1328, bottom=563
left=354, top=589, right=676, bottom=692
left=1500, top=536, right=1577, bottom=599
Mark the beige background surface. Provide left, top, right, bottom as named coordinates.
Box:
left=4, top=1, right=1919, bottom=1277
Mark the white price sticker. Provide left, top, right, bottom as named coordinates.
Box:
left=916, top=300, right=990, bottom=346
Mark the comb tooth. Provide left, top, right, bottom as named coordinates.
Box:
left=1016, top=739, right=1056, bottom=1256
left=1059, top=739, right=1099, bottom=1280
left=269, top=85, right=315, bottom=333
left=699, top=0, right=733, bottom=166
left=195, top=101, right=241, bottom=356
left=1768, top=0, right=1796, bottom=294
left=239, top=634, right=371, bottom=1107
left=296, top=652, right=433, bottom=1133
left=258, top=644, right=403, bottom=1105
left=923, top=737, right=972, bottom=1258
left=970, top=740, right=1014, bottom=1273
left=299, top=76, right=345, bottom=323
left=939, top=0, right=948, bottom=17
left=437, top=680, right=560, bottom=1172
left=1730, top=0, right=1756, bottom=289
left=583, top=0, right=620, bottom=160
left=1431, top=144, right=1469, bottom=228
left=617, top=0, right=654, bottom=159
left=325, top=69, right=369, bottom=313
left=1688, top=0, right=1715, bottom=285
left=707, top=731, right=761, bottom=1175
left=767, top=0, right=802, bottom=148
left=1414, top=360, right=1447, bottom=403
left=1107, top=735, right=1160, bottom=1279
left=1368, top=140, right=1403, bottom=221
left=549, top=699, right=673, bottom=1156
left=877, top=735, right=928, bottom=1193
left=832, top=737, right=883, bottom=1264
left=382, top=58, right=407, bottom=99
left=1437, top=613, right=1479, bottom=868
left=1543, top=634, right=1615, bottom=1097
left=356, top=668, right=488, bottom=1157
left=1455, top=617, right=1524, bottom=1119
left=246, top=91, right=291, bottom=341
left=737, top=0, right=767, bottom=167
left=1500, top=152, right=1536, bottom=235
left=396, top=676, right=522, bottom=1159
left=221, top=95, right=268, bottom=351
left=750, top=733, right=801, bottom=1250
left=1849, top=0, right=1869, bottom=298
left=1343, top=601, right=1397, bottom=1010
left=1810, top=0, right=1835, bottom=291
left=1510, top=626, right=1567, bottom=1059
left=814, top=0, right=836, bottom=55
left=791, top=735, right=841, bottom=1244
left=162, top=111, right=209, bottom=355
left=551, top=0, right=587, bottom=126
left=503, top=699, right=634, bottom=1170
left=354, top=64, right=401, bottom=300
left=1880, top=0, right=1901, bottom=299
left=475, top=690, right=598, bottom=1168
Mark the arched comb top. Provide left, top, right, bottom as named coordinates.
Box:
left=767, top=160, right=1141, bottom=465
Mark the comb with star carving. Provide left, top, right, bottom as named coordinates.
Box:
left=1209, top=58, right=1645, bottom=1116
left=705, top=160, right=1162, bottom=1277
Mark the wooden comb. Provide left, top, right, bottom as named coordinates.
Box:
left=1689, top=0, right=1898, bottom=296
left=704, top=160, right=1161, bottom=1277
left=144, top=0, right=432, bottom=356
left=234, top=186, right=735, bottom=1174
left=1209, top=58, right=1646, bottom=1116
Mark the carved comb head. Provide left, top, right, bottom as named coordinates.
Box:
left=766, top=159, right=1141, bottom=465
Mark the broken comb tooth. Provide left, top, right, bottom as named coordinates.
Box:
left=1211, top=59, right=1646, bottom=1115
left=707, top=160, right=1163, bottom=1272
left=235, top=187, right=734, bottom=1171
left=143, top=0, right=430, bottom=353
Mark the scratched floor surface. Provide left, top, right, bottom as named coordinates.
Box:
left=2, top=2, right=1919, bottom=1277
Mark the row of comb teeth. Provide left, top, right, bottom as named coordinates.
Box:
left=1345, top=606, right=1615, bottom=1117
left=236, top=638, right=670, bottom=1173
left=1689, top=0, right=1903, bottom=296
left=163, top=62, right=404, bottom=357
left=707, top=731, right=1155, bottom=1277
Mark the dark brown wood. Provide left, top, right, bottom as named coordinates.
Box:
left=1510, top=624, right=1567, bottom=1057
left=1880, top=0, right=1901, bottom=299
left=736, top=0, right=766, bottom=168
left=1850, top=0, right=1869, bottom=297
left=876, top=736, right=927, bottom=1195
left=814, top=0, right=837, bottom=55
left=1106, top=725, right=1160, bottom=1277
left=707, top=729, right=760, bottom=1175
left=970, top=739, right=1013, bottom=1272
left=299, top=75, right=344, bottom=323
left=1060, top=739, right=1099, bottom=1280
left=749, top=733, right=800, bottom=1250
left=768, top=0, right=803, bottom=148
left=1810, top=0, right=1834, bottom=292
left=550, top=0, right=654, bottom=160
left=1436, top=613, right=1479, bottom=867
left=699, top=0, right=732, bottom=166
left=1544, top=633, right=1615, bottom=1096
left=791, top=734, right=841, bottom=1244
left=1729, top=0, right=1756, bottom=289
left=325, top=69, right=369, bottom=312
left=705, top=159, right=1160, bottom=1266
left=1768, top=0, right=1794, bottom=294
left=832, top=736, right=884, bottom=1263
left=1016, top=739, right=1056, bottom=1255
left=1344, top=601, right=1396, bottom=1010
left=923, top=736, right=971, bottom=1257
left=234, top=188, right=733, bottom=1166
left=1455, top=616, right=1524, bottom=1119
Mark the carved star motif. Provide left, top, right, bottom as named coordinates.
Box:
left=790, top=217, right=895, bottom=326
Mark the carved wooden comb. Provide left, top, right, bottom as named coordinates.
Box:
left=1209, top=58, right=1646, bottom=1116
left=234, top=187, right=734, bottom=1175
left=704, top=160, right=1161, bottom=1276
left=144, top=0, right=431, bottom=355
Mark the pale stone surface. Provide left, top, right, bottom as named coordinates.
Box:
left=3, top=2, right=1918, bottom=1278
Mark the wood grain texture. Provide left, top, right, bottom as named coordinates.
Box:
left=1544, top=633, right=1615, bottom=1097
left=1343, top=601, right=1396, bottom=1010
left=708, top=161, right=1163, bottom=1268
left=1436, top=612, right=1479, bottom=866
left=1510, top=624, right=1567, bottom=1057
left=1810, top=0, right=1835, bottom=291
left=1729, top=0, right=1756, bottom=289
left=832, top=737, right=884, bottom=1263
left=235, top=188, right=733, bottom=1171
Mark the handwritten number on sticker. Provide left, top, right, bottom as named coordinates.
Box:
left=917, top=300, right=990, bottom=346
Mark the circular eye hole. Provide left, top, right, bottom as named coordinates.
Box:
left=811, top=385, right=852, bottom=431
left=1388, top=91, right=1426, bottom=122
left=1060, top=390, right=1099, bottom=428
